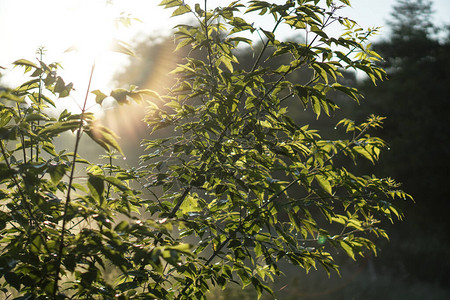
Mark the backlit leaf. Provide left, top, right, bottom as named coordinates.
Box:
left=91, top=90, right=108, bottom=105
left=172, top=5, right=191, bottom=17
left=315, top=174, right=332, bottom=195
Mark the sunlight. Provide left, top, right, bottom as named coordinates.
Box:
left=58, top=0, right=122, bottom=113
left=0, top=0, right=172, bottom=108
left=67, top=5, right=116, bottom=63
left=56, top=0, right=172, bottom=114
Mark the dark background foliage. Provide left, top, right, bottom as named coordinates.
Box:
left=352, top=0, right=450, bottom=294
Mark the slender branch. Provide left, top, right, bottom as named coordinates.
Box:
left=15, top=103, right=27, bottom=162
left=153, top=187, right=191, bottom=247
left=36, top=50, right=43, bottom=162
left=235, top=7, right=295, bottom=105
left=203, top=0, right=216, bottom=81
left=105, top=153, right=113, bottom=199
left=153, top=0, right=244, bottom=248
left=250, top=8, right=291, bottom=73
left=52, top=63, right=95, bottom=298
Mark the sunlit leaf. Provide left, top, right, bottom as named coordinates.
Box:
left=48, top=164, right=66, bottom=184
left=0, top=91, right=23, bottom=102
left=110, top=39, right=135, bottom=56
left=138, top=89, right=162, bottom=101
left=110, top=88, right=129, bottom=104
left=172, top=4, right=191, bottom=17
left=159, top=0, right=183, bottom=8
left=315, top=174, right=332, bottom=195
left=88, top=174, right=105, bottom=203
left=13, top=58, right=38, bottom=70
left=84, top=122, right=124, bottom=155
left=91, top=90, right=108, bottom=105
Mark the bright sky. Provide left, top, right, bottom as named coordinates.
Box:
left=0, top=0, right=174, bottom=113
left=0, top=0, right=449, bottom=111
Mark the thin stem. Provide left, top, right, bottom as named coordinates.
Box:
left=15, top=103, right=27, bottom=162
left=154, top=187, right=191, bottom=247
left=52, top=63, right=95, bottom=298
left=250, top=10, right=288, bottom=73
left=36, top=49, right=43, bottom=162
left=106, top=153, right=113, bottom=199
left=235, top=7, right=294, bottom=106
left=204, top=0, right=216, bottom=81
left=153, top=0, right=235, bottom=250
left=36, top=64, right=42, bottom=161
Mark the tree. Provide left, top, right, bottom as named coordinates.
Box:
left=387, top=0, right=434, bottom=40
left=354, top=0, right=450, bottom=291
left=0, top=1, right=409, bottom=299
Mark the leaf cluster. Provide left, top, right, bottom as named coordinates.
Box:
left=133, top=0, right=410, bottom=298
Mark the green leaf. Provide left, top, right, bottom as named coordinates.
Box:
left=88, top=174, right=105, bottom=203
left=91, top=90, right=108, bottom=105
left=54, top=76, right=66, bottom=94
left=166, top=243, right=193, bottom=255
left=0, top=91, right=23, bottom=102
left=179, top=195, right=202, bottom=214
left=159, top=0, right=183, bottom=8
left=219, top=56, right=234, bottom=72
left=110, top=88, right=129, bottom=104
left=311, top=96, right=321, bottom=117
left=53, top=77, right=73, bottom=98
left=138, top=89, right=162, bottom=100
left=40, top=93, right=56, bottom=107
left=237, top=269, right=251, bottom=287
left=172, top=5, right=191, bottom=17
left=353, top=145, right=374, bottom=164
left=315, top=174, right=332, bottom=195
left=48, top=164, right=66, bottom=184
left=85, top=123, right=124, bottom=155
left=25, top=113, right=50, bottom=122
left=261, top=29, right=275, bottom=43
left=114, top=220, right=129, bottom=232
left=104, top=176, right=129, bottom=191
left=165, top=100, right=182, bottom=110
left=39, top=120, right=81, bottom=136
left=13, top=58, right=38, bottom=69
left=339, top=240, right=355, bottom=260
left=311, top=25, right=328, bottom=39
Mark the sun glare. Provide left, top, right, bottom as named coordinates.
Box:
left=68, top=9, right=115, bottom=62
left=65, top=0, right=133, bottom=63
left=55, top=1, right=128, bottom=113
left=1, top=0, right=172, bottom=114
left=57, top=0, right=173, bottom=114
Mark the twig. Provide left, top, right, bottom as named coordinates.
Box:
left=52, top=63, right=95, bottom=298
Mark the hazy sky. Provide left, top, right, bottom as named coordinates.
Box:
left=0, top=0, right=448, bottom=95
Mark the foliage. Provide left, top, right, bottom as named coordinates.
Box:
left=353, top=0, right=450, bottom=290
left=386, top=0, right=435, bottom=40
left=0, top=0, right=410, bottom=299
